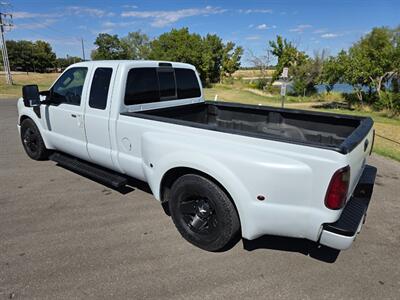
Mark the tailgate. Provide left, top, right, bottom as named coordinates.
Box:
left=345, top=126, right=375, bottom=199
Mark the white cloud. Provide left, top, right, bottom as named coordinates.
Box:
left=102, top=20, right=136, bottom=29
left=256, top=24, right=276, bottom=30
left=121, top=6, right=226, bottom=27
left=313, top=29, right=327, bottom=34
left=122, top=4, right=138, bottom=9
left=13, top=11, right=61, bottom=19
left=14, top=18, right=57, bottom=29
left=289, top=24, right=312, bottom=33
left=14, top=6, right=115, bottom=21
left=102, top=21, right=116, bottom=28
left=90, top=28, right=113, bottom=35
left=321, top=33, right=339, bottom=38
left=245, top=35, right=261, bottom=40
left=67, top=6, right=115, bottom=17
left=238, top=9, right=273, bottom=14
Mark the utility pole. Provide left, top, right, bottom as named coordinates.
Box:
left=0, top=10, right=13, bottom=84
left=81, top=38, right=85, bottom=61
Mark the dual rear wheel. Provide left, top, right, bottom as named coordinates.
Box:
left=168, top=174, right=240, bottom=252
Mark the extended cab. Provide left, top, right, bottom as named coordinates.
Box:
left=17, top=60, right=377, bottom=252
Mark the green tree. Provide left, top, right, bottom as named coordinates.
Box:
left=6, top=40, right=56, bottom=72
left=148, top=28, right=239, bottom=84
left=56, top=55, right=82, bottom=69
left=91, top=33, right=129, bottom=60
left=357, top=27, right=396, bottom=97
left=320, top=55, right=344, bottom=93
left=220, top=42, right=243, bottom=81
left=269, top=35, right=308, bottom=82
left=121, top=30, right=151, bottom=60
left=32, top=40, right=57, bottom=72
left=6, top=40, right=34, bottom=71
left=148, top=28, right=203, bottom=68
left=200, top=34, right=224, bottom=84
left=291, top=50, right=327, bottom=96
left=339, top=49, right=370, bottom=105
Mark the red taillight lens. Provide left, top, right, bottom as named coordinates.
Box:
left=325, top=166, right=350, bottom=210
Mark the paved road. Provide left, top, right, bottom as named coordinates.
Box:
left=1, top=99, right=399, bottom=299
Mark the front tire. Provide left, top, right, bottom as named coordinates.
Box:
left=169, top=174, right=240, bottom=252
left=20, top=118, right=49, bottom=160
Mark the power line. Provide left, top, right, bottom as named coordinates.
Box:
left=11, top=16, right=85, bottom=59
left=9, top=13, right=82, bottom=38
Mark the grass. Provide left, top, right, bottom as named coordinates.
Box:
left=0, top=72, right=59, bottom=99
left=205, top=83, right=400, bottom=162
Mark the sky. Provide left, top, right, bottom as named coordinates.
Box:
left=3, top=0, right=400, bottom=65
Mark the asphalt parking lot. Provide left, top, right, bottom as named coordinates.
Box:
left=1, top=98, right=400, bottom=299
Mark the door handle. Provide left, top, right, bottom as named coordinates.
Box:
left=71, top=114, right=77, bottom=118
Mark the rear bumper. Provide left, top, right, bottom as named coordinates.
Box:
left=319, top=165, right=377, bottom=250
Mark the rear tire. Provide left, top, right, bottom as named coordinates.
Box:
left=169, top=174, right=240, bottom=252
left=20, top=118, right=50, bottom=160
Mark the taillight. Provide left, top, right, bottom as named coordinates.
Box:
left=325, top=166, right=350, bottom=210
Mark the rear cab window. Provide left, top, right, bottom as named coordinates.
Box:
left=89, top=68, right=113, bottom=110
left=124, top=67, right=201, bottom=106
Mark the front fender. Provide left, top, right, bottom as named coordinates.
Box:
left=17, top=98, right=54, bottom=149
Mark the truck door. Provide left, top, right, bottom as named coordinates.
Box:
left=45, top=67, right=90, bottom=160
left=84, top=66, right=115, bottom=170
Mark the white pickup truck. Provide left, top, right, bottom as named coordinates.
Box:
left=17, top=60, right=377, bottom=252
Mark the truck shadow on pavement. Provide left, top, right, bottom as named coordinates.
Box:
left=242, top=235, right=340, bottom=263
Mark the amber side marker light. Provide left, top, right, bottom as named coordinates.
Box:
left=325, top=166, right=350, bottom=210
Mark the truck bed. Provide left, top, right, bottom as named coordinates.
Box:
left=122, top=101, right=373, bottom=154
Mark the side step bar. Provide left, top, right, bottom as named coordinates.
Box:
left=49, top=152, right=128, bottom=188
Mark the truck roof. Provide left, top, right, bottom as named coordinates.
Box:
left=70, top=60, right=196, bottom=70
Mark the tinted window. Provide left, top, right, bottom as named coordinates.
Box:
left=124, top=67, right=201, bottom=106
left=125, top=68, right=159, bottom=105
left=158, top=70, right=176, bottom=99
left=89, top=68, right=113, bottom=110
left=176, top=68, right=201, bottom=99
left=52, top=67, right=88, bottom=105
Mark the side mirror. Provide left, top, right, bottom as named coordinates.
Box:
left=22, top=85, right=41, bottom=107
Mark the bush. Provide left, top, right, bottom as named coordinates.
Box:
left=221, top=76, right=235, bottom=85
left=290, top=78, right=316, bottom=96
left=264, top=84, right=281, bottom=94
left=342, top=91, right=381, bottom=110
left=253, top=77, right=269, bottom=90
left=375, top=92, right=400, bottom=114
left=342, top=93, right=362, bottom=108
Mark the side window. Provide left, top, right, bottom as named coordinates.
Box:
left=125, top=68, right=159, bottom=105
left=89, top=68, right=113, bottom=110
left=175, top=68, right=201, bottom=99
left=52, top=67, right=88, bottom=106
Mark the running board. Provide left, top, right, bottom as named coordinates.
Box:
left=49, top=152, right=128, bottom=188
